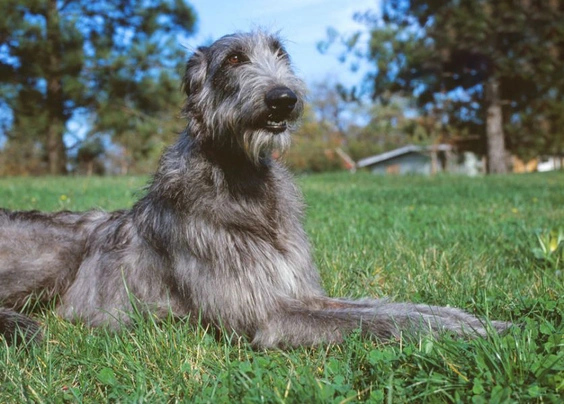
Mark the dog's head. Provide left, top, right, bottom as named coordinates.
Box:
left=182, top=31, right=306, bottom=163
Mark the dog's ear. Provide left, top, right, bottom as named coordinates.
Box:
left=183, top=46, right=209, bottom=96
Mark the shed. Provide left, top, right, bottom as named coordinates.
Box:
left=356, top=144, right=471, bottom=175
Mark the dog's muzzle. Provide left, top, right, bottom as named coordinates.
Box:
left=264, top=87, right=298, bottom=133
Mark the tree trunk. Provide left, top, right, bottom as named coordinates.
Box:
left=485, top=77, right=508, bottom=174
left=45, top=0, right=67, bottom=175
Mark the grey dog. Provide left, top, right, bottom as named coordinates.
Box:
left=0, top=31, right=510, bottom=347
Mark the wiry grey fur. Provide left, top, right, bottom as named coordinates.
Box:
left=0, top=31, right=510, bottom=347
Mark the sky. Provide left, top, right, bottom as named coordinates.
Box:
left=183, top=0, right=381, bottom=88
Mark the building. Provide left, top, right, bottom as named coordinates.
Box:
left=356, top=144, right=482, bottom=175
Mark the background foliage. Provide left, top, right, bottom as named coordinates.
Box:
left=323, top=0, right=564, bottom=173
left=0, top=0, right=196, bottom=175
left=2, top=1, right=564, bottom=175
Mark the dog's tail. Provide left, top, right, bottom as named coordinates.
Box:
left=0, top=308, right=42, bottom=345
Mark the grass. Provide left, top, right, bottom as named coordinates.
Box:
left=1, top=171, right=563, bottom=403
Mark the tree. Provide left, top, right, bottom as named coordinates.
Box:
left=346, top=98, right=413, bottom=161
left=309, top=78, right=355, bottom=137
left=75, top=135, right=105, bottom=176
left=334, top=0, right=564, bottom=173
left=286, top=104, right=345, bottom=173
left=0, top=0, right=196, bottom=175
left=283, top=79, right=359, bottom=173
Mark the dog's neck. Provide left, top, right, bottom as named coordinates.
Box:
left=197, top=135, right=273, bottom=171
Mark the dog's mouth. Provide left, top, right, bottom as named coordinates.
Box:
left=264, top=119, right=288, bottom=133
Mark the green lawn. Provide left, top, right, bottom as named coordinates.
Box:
left=1, top=172, right=563, bottom=403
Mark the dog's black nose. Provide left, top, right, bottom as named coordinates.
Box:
left=265, top=87, right=298, bottom=114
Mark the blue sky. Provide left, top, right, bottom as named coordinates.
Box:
left=183, top=0, right=381, bottom=87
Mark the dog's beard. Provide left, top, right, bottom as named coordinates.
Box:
left=241, top=129, right=292, bottom=164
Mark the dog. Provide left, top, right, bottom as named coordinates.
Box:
left=0, top=31, right=511, bottom=347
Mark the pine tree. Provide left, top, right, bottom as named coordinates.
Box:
left=339, top=0, right=564, bottom=173
left=0, top=0, right=196, bottom=175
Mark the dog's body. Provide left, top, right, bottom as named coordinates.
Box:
left=0, top=31, right=510, bottom=347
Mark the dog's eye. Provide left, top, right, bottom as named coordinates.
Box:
left=226, top=53, right=248, bottom=65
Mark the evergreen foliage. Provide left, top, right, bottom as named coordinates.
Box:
left=334, top=0, right=564, bottom=173
left=0, top=0, right=196, bottom=174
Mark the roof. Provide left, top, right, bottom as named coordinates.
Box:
left=356, top=144, right=452, bottom=168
